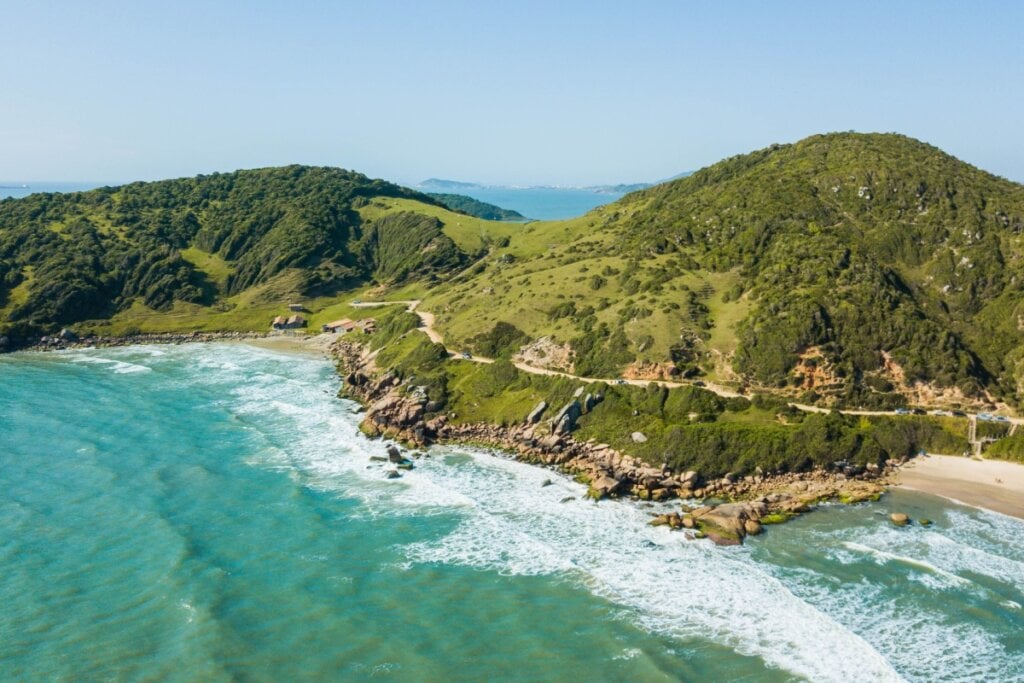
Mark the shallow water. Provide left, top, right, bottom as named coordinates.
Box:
left=1, top=344, right=1021, bottom=681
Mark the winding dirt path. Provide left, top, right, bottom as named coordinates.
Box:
left=350, top=300, right=1022, bottom=426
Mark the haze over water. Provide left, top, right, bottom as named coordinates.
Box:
left=1, top=344, right=1022, bottom=681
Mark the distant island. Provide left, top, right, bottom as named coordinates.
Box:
left=417, top=174, right=692, bottom=195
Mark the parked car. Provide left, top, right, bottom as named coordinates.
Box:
left=460, top=351, right=472, bottom=359
left=995, top=415, right=1010, bottom=423
left=615, top=379, right=627, bottom=385
left=692, top=380, right=706, bottom=387
left=951, top=410, right=967, bottom=417
left=894, top=408, right=910, bottom=415
left=911, top=408, right=926, bottom=415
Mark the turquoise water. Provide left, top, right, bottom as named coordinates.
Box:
left=446, top=187, right=626, bottom=220
left=1, top=344, right=1022, bottom=681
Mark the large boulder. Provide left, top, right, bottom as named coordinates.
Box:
left=890, top=512, right=910, bottom=526
left=526, top=401, right=547, bottom=424
left=589, top=475, right=622, bottom=499
left=552, top=399, right=583, bottom=434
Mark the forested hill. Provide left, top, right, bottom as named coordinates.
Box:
left=429, top=133, right=1024, bottom=408
left=426, top=193, right=527, bottom=221
left=0, top=166, right=467, bottom=339
left=6, top=134, right=1024, bottom=410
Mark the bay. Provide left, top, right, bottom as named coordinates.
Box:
left=1, top=344, right=1021, bottom=681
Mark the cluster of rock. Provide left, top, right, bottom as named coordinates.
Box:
left=368, top=444, right=416, bottom=478
left=334, top=339, right=895, bottom=545
left=11, top=330, right=268, bottom=353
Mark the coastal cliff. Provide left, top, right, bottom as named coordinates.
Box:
left=333, top=339, right=893, bottom=544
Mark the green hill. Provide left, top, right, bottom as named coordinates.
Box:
left=0, top=166, right=519, bottom=338
left=421, top=133, right=1024, bottom=408
left=5, top=133, right=1024, bottom=411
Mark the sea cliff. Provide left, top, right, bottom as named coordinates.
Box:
left=332, top=339, right=894, bottom=544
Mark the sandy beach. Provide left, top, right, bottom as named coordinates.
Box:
left=243, top=332, right=339, bottom=357
left=896, top=454, right=1024, bottom=519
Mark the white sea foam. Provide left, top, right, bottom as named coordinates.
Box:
left=183, top=347, right=897, bottom=681
left=69, top=355, right=152, bottom=374
left=127, top=342, right=1024, bottom=682
left=841, top=541, right=973, bottom=588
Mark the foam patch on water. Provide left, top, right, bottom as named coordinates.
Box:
left=762, top=512, right=1024, bottom=681
left=69, top=355, right=152, bottom=374
left=840, top=541, right=973, bottom=589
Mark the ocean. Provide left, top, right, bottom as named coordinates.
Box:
left=428, top=186, right=626, bottom=221
left=1, top=343, right=1021, bottom=681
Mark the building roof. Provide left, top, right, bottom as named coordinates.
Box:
left=272, top=316, right=286, bottom=324
left=286, top=314, right=305, bottom=325
left=324, top=318, right=356, bottom=330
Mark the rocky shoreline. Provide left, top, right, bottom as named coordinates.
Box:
left=0, top=329, right=270, bottom=353
left=333, top=339, right=898, bottom=545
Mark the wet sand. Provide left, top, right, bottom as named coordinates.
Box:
left=896, top=453, right=1024, bottom=519
left=243, top=332, right=339, bottom=357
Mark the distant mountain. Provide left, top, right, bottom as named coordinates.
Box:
left=416, top=173, right=693, bottom=195
left=426, top=193, right=527, bottom=221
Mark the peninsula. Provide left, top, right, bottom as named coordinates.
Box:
left=4, top=132, right=1024, bottom=538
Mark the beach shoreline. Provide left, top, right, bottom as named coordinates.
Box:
left=895, top=453, right=1024, bottom=520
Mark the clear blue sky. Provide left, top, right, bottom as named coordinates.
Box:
left=2, top=1, right=1022, bottom=186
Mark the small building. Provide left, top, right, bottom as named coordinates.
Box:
left=359, top=318, right=376, bottom=334
left=285, top=314, right=306, bottom=329
left=271, top=315, right=287, bottom=330
left=288, top=303, right=304, bottom=312
left=322, top=318, right=357, bottom=333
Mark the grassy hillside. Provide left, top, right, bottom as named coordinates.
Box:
left=5, top=134, right=1024, bottom=412
left=421, top=133, right=1024, bottom=409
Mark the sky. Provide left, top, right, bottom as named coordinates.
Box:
left=1, top=1, right=1022, bottom=186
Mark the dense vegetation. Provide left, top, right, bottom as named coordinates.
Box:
left=0, top=166, right=464, bottom=340
left=616, top=133, right=1024, bottom=400
left=428, top=133, right=1024, bottom=409
left=7, top=132, right=1024, bottom=412
left=352, top=307, right=972, bottom=478
left=427, top=193, right=527, bottom=221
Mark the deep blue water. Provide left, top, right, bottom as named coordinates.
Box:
left=1, top=343, right=1022, bottom=681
